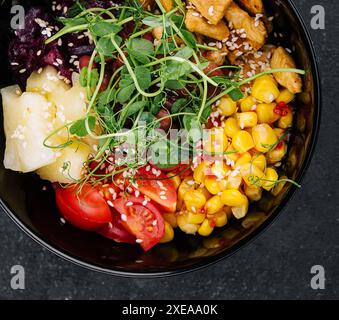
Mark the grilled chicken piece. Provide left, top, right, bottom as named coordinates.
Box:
left=270, top=47, right=302, bottom=93
left=237, top=0, right=264, bottom=15
left=185, top=9, right=230, bottom=41
left=138, top=0, right=155, bottom=10
left=203, top=48, right=228, bottom=66
left=190, top=0, right=232, bottom=25
left=225, top=2, right=267, bottom=51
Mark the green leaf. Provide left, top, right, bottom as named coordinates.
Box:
left=117, top=84, right=136, bottom=104
left=228, top=87, right=244, bottom=101
left=200, top=106, right=212, bottom=123
left=127, top=49, right=150, bottom=64
left=142, top=16, right=167, bottom=28
left=128, top=38, right=154, bottom=55
left=171, top=98, right=187, bottom=114
left=58, top=17, right=87, bottom=27
left=70, top=116, right=96, bottom=137
left=135, top=66, right=151, bottom=90
left=79, top=67, right=88, bottom=87
left=125, top=101, right=147, bottom=117
left=98, top=88, right=116, bottom=108
left=180, top=30, right=196, bottom=48
left=90, top=21, right=122, bottom=37
left=165, top=80, right=185, bottom=90
left=139, top=112, right=158, bottom=126
left=175, top=46, right=194, bottom=60
left=97, top=35, right=122, bottom=57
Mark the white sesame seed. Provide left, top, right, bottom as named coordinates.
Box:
left=126, top=202, right=133, bottom=207
left=136, top=239, right=143, bottom=244
left=121, top=214, right=127, bottom=222
left=107, top=200, right=114, bottom=207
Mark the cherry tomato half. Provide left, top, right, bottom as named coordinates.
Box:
left=55, top=184, right=112, bottom=231
left=114, top=196, right=165, bottom=251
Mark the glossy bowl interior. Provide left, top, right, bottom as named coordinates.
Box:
left=0, top=0, right=320, bottom=277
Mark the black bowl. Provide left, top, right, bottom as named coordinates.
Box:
left=0, top=0, right=320, bottom=277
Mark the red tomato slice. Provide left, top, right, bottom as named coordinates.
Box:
left=55, top=184, right=112, bottom=231
left=135, top=166, right=177, bottom=213
left=97, top=210, right=136, bottom=244
left=114, top=196, right=165, bottom=251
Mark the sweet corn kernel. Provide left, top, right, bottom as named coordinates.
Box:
left=235, top=152, right=252, bottom=167
left=236, top=112, right=258, bottom=128
left=211, top=161, right=230, bottom=178
left=224, top=117, right=240, bottom=138
left=204, top=176, right=222, bottom=195
left=193, top=161, right=209, bottom=184
left=177, top=213, right=199, bottom=235
left=221, top=189, right=247, bottom=207
left=271, top=175, right=287, bottom=196
left=273, top=128, right=285, bottom=138
left=252, top=75, right=280, bottom=103
left=177, top=177, right=195, bottom=210
left=214, top=211, right=228, bottom=227
left=225, top=145, right=240, bottom=162
left=205, top=195, right=224, bottom=214
left=204, top=128, right=228, bottom=154
left=187, top=211, right=206, bottom=224
left=198, top=187, right=212, bottom=200
left=278, top=110, right=293, bottom=129
left=232, top=130, right=255, bottom=153
left=218, top=96, right=237, bottom=116
left=262, top=167, right=279, bottom=191
left=252, top=124, right=278, bottom=153
left=168, top=172, right=181, bottom=190
left=198, top=219, right=214, bottom=236
left=240, top=96, right=257, bottom=112
left=266, top=141, right=287, bottom=164
left=244, top=184, right=262, bottom=201
left=184, top=190, right=206, bottom=211
left=240, top=163, right=265, bottom=187
left=160, top=221, right=174, bottom=243
left=227, top=173, right=242, bottom=190
left=152, top=26, right=163, bottom=40
left=231, top=198, right=249, bottom=219
left=256, top=103, right=280, bottom=124
left=163, top=213, right=178, bottom=228
left=218, top=179, right=229, bottom=191
left=251, top=153, right=267, bottom=172
left=276, top=89, right=295, bottom=104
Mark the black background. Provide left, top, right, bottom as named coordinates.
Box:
left=0, top=0, right=338, bottom=300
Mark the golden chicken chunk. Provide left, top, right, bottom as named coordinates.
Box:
left=190, top=0, right=232, bottom=25
left=270, top=47, right=302, bottom=94
left=185, top=9, right=230, bottom=41
left=225, top=2, right=267, bottom=51
left=138, top=0, right=154, bottom=10
left=237, top=0, right=264, bottom=15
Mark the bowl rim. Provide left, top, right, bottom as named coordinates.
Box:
left=0, top=0, right=321, bottom=278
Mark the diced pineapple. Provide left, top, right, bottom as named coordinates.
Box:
left=26, top=66, right=70, bottom=95
left=37, top=141, right=92, bottom=183
left=190, top=0, right=232, bottom=25
left=1, top=86, right=57, bottom=172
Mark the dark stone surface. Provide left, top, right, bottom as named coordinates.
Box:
left=0, top=0, right=338, bottom=300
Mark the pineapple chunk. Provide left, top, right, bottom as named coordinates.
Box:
left=191, top=0, right=232, bottom=25
left=26, top=66, right=70, bottom=95
left=1, top=86, right=57, bottom=173
left=37, top=141, right=92, bottom=183
left=185, top=9, right=230, bottom=41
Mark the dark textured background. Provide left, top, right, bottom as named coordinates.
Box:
left=0, top=0, right=338, bottom=300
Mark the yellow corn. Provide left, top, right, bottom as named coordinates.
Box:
left=218, top=96, right=237, bottom=116
left=225, top=145, right=240, bottom=162
left=236, top=112, right=258, bottom=128
left=278, top=110, right=293, bottom=129
left=177, top=213, right=199, bottom=235
left=214, top=210, right=228, bottom=227
left=271, top=175, right=287, bottom=196
left=256, top=103, right=280, bottom=124
left=193, top=161, right=209, bottom=184
left=184, top=190, right=206, bottom=211
left=224, top=117, right=240, bottom=138
left=218, top=179, right=229, bottom=191
left=232, top=130, right=255, bottom=153
left=198, top=187, right=212, bottom=200
left=252, top=75, right=280, bottom=103
left=252, top=124, right=278, bottom=153
left=187, top=211, right=206, bottom=224
left=221, top=189, right=247, bottom=207
left=204, top=176, right=222, bottom=195
left=244, top=184, right=262, bottom=201
left=160, top=221, right=174, bottom=243
left=205, top=195, right=224, bottom=214
left=240, top=163, right=265, bottom=187
left=273, top=128, right=285, bottom=138
left=211, top=161, right=230, bottom=178
left=240, top=96, right=257, bottom=112
left=152, top=26, right=163, bottom=40
left=204, top=128, right=228, bottom=154
left=235, top=152, right=252, bottom=167
left=177, top=177, right=195, bottom=210
left=276, top=89, right=295, bottom=104
left=231, top=198, right=249, bottom=219
left=163, top=213, right=178, bottom=228
left=227, top=173, right=242, bottom=190
left=198, top=219, right=214, bottom=236
left=262, top=167, right=279, bottom=191
left=251, top=153, right=267, bottom=172
left=266, top=141, right=287, bottom=164
left=168, top=172, right=181, bottom=190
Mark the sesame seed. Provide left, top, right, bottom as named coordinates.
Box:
left=121, top=214, right=127, bottom=222
left=19, top=68, right=26, bottom=74
left=208, top=6, right=214, bottom=16
left=126, top=202, right=133, bottom=207
left=136, top=239, right=143, bottom=244
left=107, top=200, right=114, bottom=207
